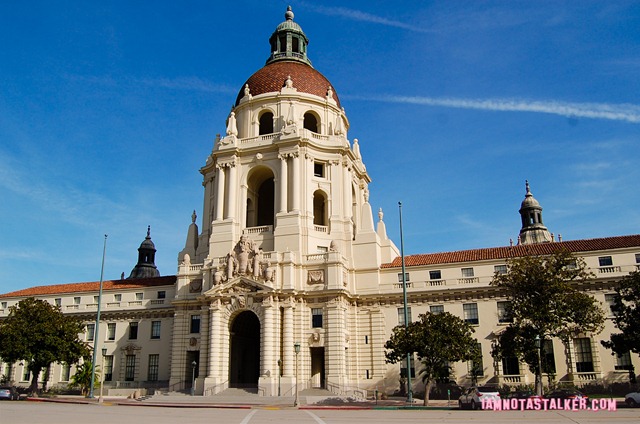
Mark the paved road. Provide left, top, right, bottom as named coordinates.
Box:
left=1, top=402, right=639, bottom=424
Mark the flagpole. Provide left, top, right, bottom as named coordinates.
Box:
left=89, top=234, right=107, bottom=399
left=398, top=202, right=412, bottom=404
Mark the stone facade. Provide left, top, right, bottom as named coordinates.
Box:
left=1, top=8, right=639, bottom=398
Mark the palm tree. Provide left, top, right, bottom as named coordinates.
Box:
left=69, top=360, right=99, bottom=396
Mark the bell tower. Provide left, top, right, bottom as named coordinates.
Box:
left=518, top=180, right=552, bottom=244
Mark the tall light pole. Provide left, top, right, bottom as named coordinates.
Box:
left=191, top=361, right=197, bottom=396
left=535, top=335, right=543, bottom=397
left=99, top=348, right=107, bottom=404
left=294, top=342, right=301, bottom=407
left=398, top=202, right=412, bottom=404
left=89, top=234, right=107, bottom=399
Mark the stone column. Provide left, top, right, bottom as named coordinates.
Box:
left=291, top=152, right=300, bottom=211
left=283, top=302, right=294, bottom=376
left=262, top=297, right=274, bottom=376
left=208, top=302, right=221, bottom=378
left=226, top=159, right=237, bottom=219
left=214, top=165, right=225, bottom=221
left=343, top=162, right=351, bottom=218
left=279, top=154, right=288, bottom=213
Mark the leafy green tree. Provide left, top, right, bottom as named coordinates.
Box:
left=385, top=312, right=479, bottom=405
left=69, top=360, right=99, bottom=396
left=0, top=297, right=90, bottom=395
left=601, top=271, right=640, bottom=382
left=491, top=250, right=605, bottom=395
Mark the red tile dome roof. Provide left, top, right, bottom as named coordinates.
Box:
left=235, top=61, right=340, bottom=108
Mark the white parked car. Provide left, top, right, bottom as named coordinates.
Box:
left=458, top=386, right=501, bottom=410
left=625, top=391, right=640, bottom=407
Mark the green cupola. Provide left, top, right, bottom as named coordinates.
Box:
left=266, top=6, right=312, bottom=66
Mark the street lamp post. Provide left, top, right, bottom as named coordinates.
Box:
left=99, top=348, right=107, bottom=404
left=89, top=234, right=108, bottom=399
left=190, top=361, right=197, bottom=396
left=398, top=202, right=412, bottom=404
left=294, top=343, right=301, bottom=407
left=535, top=335, right=543, bottom=397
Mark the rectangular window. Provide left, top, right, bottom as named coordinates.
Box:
left=147, top=354, right=160, bottom=381
left=313, top=162, right=325, bottom=178
left=502, top=356, right=520, bottom=375
left=86, top=323, right=95, bottom=341
left=54, top=298, right=62, bottom=307
left=74, top=297, right=81, bottom=305
left=397, top=307, right=412, bottom=325
left=22, top=364, right=31, bottom=381
left=598, top=256, right=613, bottom=267
left=604, top=293, right=618, bottom=316
left=497, top=301, right=513, bottom=323
left=135, top=292, right=143, bottom=301
left=397, top=273, right=410, bottom=282
left=311, top=308, right=323, bottom=328
left=615, top=351, right=632, bottom=370
left=461, top=267, right=474, bottom=277
left=636, top=253, right=640, bottom=264
left=190, top=315, right=201, bottom=334
left=430, top=305, right=444, bottom=315
left=429, top=270, right=442, bottom=280
left=574, top=338, right=594, bottom=373
left=316, top=246, right=328, bottom=253
left=157, top=291, right=166, bottom=299
left=107, top=323, right=116, bottom=341
left=151, top=321, right=161, bottom=339
left=61, top=363, right=71, bottom=382
left=0, top=301, right=6, bottom=309
left=114, top=294, right=122, bottom=302
left=400, top=354, right=416, bottom=378
left=129, top=322, right=138, bottom=340
left=494, top=265, right=508, bottom=275
left=104, top=356, right=113, bottom=381
left=541, top=339, right=556, bottom=374
left=93, top=295, right=99, bottom=304
left=125, top=355, right=136, bottom=381
left=463, top=303, right=479, bottom=325
left=365, top=335, right=369, bottom=344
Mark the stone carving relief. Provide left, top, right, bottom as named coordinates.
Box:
left=211, top=235, right=276, bottom=285
left=307, top=270, right=325, bottom=285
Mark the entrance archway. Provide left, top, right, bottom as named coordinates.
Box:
left=229, top=311, right=261, bottom=388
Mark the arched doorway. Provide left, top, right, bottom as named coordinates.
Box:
left=229, top=311, right=261, bottom=388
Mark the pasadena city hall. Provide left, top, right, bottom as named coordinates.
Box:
left=1, top=7, right=639, bottom=399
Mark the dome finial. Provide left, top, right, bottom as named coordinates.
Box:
left=525, top=180, right=531, bottom=195
left=285, top=5, right=294, bottom=21
left=146, top=225, right=151, bottom=238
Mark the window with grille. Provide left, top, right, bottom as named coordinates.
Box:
left=502, top=356, right=520, bottom=375
left=598, top=256, right=613, bottom=267
left=125, top=355, right=136, bottom=381
left=615, top=351, right=632, bottom=370
left=61, top=363, right=71, bottom=382
left=574, top=338, right=594, bottom=372
left=135, top=292, right=143, bottom=301
left=147, top=354, right=159, bottom=381
left=74, top=297, right=80, bottom=305
left=190, top=315, right=201, bottom=333
left=461, top=267, right=474, bottom=277
left=542, top=339, right=556, bottom=374
left=104, top=356, right=113, bottom=381
left=129, top=322, right=138, bottom=340
left=311, top=308, right=323, bottom=328
left=54, top=298, right=62, bottom=307
left=429, top=270, right=442, bottom=280
left=107, top=323, right=116, bottom=341
left=397, top=307, right=412, bottom=325
left=430, top=305, right=444, bottom=315
left=151, top=321, right=161, bottom=339
left=86, top=323, right=95, bottom=341
left=157, top=291, right=166, bottom=299
left=463, top=303, right=479, bottom=325
left=604, top=293, right=618, bottom=316
left=494, top=265, right=507, bottom=275
left=497, top=301, right=513, bottom=323
left=22, top=364, right=30, bottom=381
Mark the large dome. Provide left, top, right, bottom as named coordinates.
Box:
left=235, top=61, right=341, bottom=108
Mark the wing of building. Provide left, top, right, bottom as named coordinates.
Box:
left=1, top=7, right=639, bottom=398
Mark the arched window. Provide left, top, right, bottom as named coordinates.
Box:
left=313, top=190, right=327, bottom=226
left=246, top=166, right=275, bottom=228
left=259, top=112, right=274, bottom=135
left=304, top=112, right=319, bottom=133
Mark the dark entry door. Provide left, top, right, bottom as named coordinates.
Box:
left=229, top=311, right=261, bottom=388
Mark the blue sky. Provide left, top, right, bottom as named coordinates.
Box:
left=1, top=1, right=639, bottom=293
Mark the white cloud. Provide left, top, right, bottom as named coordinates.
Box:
left=346, top=94, right=640, bottom=124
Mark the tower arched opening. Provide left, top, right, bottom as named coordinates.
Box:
left=313, top=190, right=328, bottom=227
left=304, top=112, right=320, bottom=133
left=259, top=111, right=274, bottom=135
left=246, top=166, right=275, bottom=228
